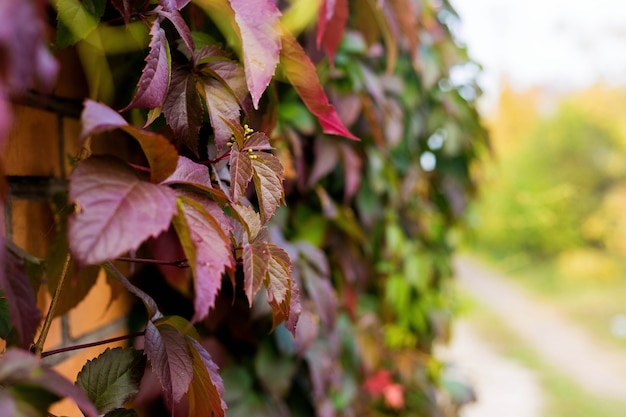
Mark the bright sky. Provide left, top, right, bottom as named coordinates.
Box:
left=449, top=0, right=626, bottom=109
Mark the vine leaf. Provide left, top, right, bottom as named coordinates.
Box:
left=172, top=193, right=234, bottom=322
left=81, top=100, right=179, bottom=183
left=158, top=6, right=195, bottom=55
left=1, top=245, right=41, bottom=349
left=0, top=349, right=99, bottom=417
left=122, top=18, right=171, bottom=112
left=229, top=0, right=282, bottom=109
left=145, top=316, right=225, bottom=417
left=242, top=242, right=270, bottom=305
left=265, top=244, right=294, bottom=332
left=279, top=30, right=359, bottom=141
left=162, top=65, right=203, bottom=155
left=144, top=320, right=193, bottom=409
left=317, top=0, right=348, bottom=64
left=76, top=347, right=146, bottom=414
left=69, top=156, right=178, bottom=265
left=229, top=147, right=253, bottom=202
left=161, top=156, right=230, bottom=203
left=104, top=262, right=161, bottom=320
left=230, top=203, right=262, bottom=243
left=251, top=152, right=285, bottom=222
left=198, top=56, right=248, bottom=150
left=186, top=337, right=227, bottom=417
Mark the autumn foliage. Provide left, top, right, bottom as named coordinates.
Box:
left=0, top=1, right=486, bottom=416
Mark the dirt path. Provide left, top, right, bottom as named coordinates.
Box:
left=453, top=255, right=626, bottom=400
left=438, top=320, right=543, bottom=417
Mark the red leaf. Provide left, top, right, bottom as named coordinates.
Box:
left=251, top=152, right=285, bottom=222
left=123, top=18, right=171, bottom=111
left=242, top=242, right=271, bottom=306
left=69, top=156, right=178, bottom=265
left=172, top=194, right=234, bottom=322
left=0, top=349, right=98, bottom=417
left=317, top=0, right=348, bottom=64
left=162, top=65, right=203, bottom=155
left=229, top=147, right=253, bottom=202
left=144, top=320, right=194, bottom=409
left=186, top=337, right=226, bottom=417
left=81, top=100, right=179, bottom=183
left=279, top=31, right=359, bottom=141
left=229, top=0, right=282, bottom=109
left=1, top=245, right=41, bottom=349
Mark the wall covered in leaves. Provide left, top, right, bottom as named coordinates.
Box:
left=0, top=0, right=487, bottom=416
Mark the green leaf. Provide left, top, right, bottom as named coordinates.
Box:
left=56, top=0, right=105, bottom=48
left=76, top=347, right=146, bottom=414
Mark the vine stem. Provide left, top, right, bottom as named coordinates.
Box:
left=41, top=331, right=146, bottom=359
left=116, top=256, right=189, bottom=268
left=33, top=253, right=72, bottom=356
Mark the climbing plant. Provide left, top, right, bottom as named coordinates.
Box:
left=0, top=0, right=486, bottom=416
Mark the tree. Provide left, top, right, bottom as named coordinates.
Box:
left=0, top=1, right=486, bottom=416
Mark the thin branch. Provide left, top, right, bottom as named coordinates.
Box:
left=116, top=256, right=189, bottom=268
left=41, top=331, right=146, bottom=358
left=33, top=253, right=72, bottom=356
left=129, top=163, right=152, bottom=173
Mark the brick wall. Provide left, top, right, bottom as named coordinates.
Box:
left=4, top=48, right=133, bottom=417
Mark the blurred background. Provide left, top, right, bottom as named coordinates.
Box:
left=445, top=1, right=626, bottom=416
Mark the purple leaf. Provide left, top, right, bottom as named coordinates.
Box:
left=0, top=349, right=99, bottom=417
left=172, top=193, right=234, bottom=322
left=160, top=0, right=191, bottom=11
left=243, top=242, right=271, bottom=305
left=1, top=244, right=41, bottom=349
left=161, top=156, right=211, bottom=187
left=280, top=31, right=359, bottom=141
left=149, top=228, right=191, bottom=294
left=229, top=147, right=254, bottom=202
left=81, top=100, right=179, bottom=183
left=251, top=152, right=285, bottom=222
left=69, top=156, right=178, bottom=265
left=162, top=65, right=203, bottom=155
left=241, top=131, right=273, bottom=152
left=159, top=8, right=195, bottom=55
left=339, top=142, right=362, bottom=201
left=285, top=275, right=301, bottom=337
left=0, top=0, right=58, bottom=95
left=144, top=320, right=194, bottom=409
left=186, top=338, right=226, bottom=417
left=229, top=0, right=282, bottom=109
left=123, top=18, right=171, bottom=111
left=298, top=244, right=337, bottom=329
left=80, top=100, right=128, bottom=140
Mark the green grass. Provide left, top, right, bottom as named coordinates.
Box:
left=460, top=295, right=626, bottom=417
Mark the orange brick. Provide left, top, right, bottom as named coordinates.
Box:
left=68, top=269, right=131, bottom=340
left=3, top=105, right=61, bottom=177
left=9, top=199, right=54, bottom=258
